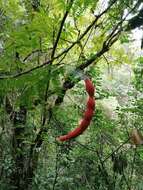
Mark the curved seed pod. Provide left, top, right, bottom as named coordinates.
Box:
left=57, top=78, right=95, bottom=142
left=85, top=78, right=95, bottom=97
left=83, top=108, right=94, bottom=121
left=57, top=126, right=83, bottom=141
left=78, top=119, right=91, bottom=130
left=57, top=119, right=91, bottom=141
left=87, top=97, right=95, bottom=110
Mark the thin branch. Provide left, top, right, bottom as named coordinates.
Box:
left=23, top=49, right=41, bottom=62
left=51, top=0, right=74, bottom=59
left=83, top=172, right=95, bottom=190
left=52, top=145, right=59, bottom=190
left=0, top=59, right=52, bottom=79
left=129, top=147, right=137, bottom=189
left=77, top=23, right=95, bottom=62
left=102, top=138, right=130, bottom=163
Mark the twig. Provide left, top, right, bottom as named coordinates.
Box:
left=129, top=147, right=137, bottom=189
left=52, top=144, right=59, bottom=190
left=103, top=138, right=130, bottom=163
left=51, top=0, right=74, bottom=59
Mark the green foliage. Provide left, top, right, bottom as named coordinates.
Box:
left=0, top=0, right=143, bottom=190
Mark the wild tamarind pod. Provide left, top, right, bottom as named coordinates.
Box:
left=57, top=127, right=83, bottom=141
left=87, top=97, right=95, bottom=110
left=57, top=78, right=95, bottom=142
left=83, top=108, right=94, bottom=121
left=57, top=119, right=91, bottom=142
left=79, top=119, right=91, bottom=130
left=85, top=78, right=95, bottom=97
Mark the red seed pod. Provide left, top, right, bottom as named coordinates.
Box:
left=85, top=78, right=95, bottom=97
left=87, top=97, right=95, bottom=110
left=57, top=119, right=91, bottom=142
left=57, top=126, right=83, bottom=141
left=79, top=119, right=91, bottom=130
left=57, top=77, right=95, bottom=142
left=83, top=108, right=94, bottom=121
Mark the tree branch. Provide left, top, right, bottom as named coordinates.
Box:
left=51, top=0, right=74, bottom=59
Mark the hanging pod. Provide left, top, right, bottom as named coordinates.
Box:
left=57, top=78, right=95, bottom=142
